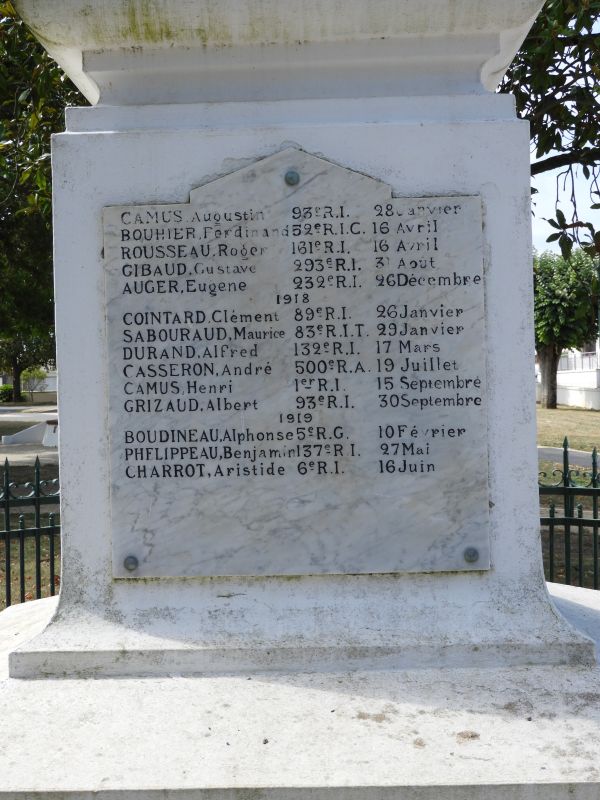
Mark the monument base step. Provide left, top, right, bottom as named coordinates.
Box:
left=4, top=582, right=599, bottom=678
left=8, top=639, right=598, bottom=678
left=1, top=587, right=600, bottom=798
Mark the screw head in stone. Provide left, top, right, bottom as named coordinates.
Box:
left=123, top=555, right=139, bottom=572
left=284, top=169, right=300, bottom=186
left=463, top=547, right=479, bottom=564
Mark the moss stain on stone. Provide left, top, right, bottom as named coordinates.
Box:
left=195, top=26, right=209, bottom=46
left=124, top=0, right=174, bottom=44
left=18, top=1, right=314, bottom=49
left=245, top=7, right=281, bottom=45
left=205, top=18, right=233, bottom=46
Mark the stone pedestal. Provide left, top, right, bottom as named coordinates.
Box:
left=2, top=586, right=600, bottom=797
left=2, top=0, right=600, bottom=796
left=11, top=93, right=594, bottom=677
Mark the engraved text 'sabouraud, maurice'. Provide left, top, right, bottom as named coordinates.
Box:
left=103, top=148, right=489, bottom=578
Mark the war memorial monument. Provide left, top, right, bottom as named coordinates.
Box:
left=1, top=1, right=600, bottom=797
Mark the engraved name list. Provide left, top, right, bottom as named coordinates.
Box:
left=103, top=149, right=489, bottom=577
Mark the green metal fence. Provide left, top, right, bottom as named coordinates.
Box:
left=0, top=458, right=60, bottom=609
left=539, top=438, right=600, bottom=589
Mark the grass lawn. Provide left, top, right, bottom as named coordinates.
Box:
left=2, top=461, right=59, bottom=484
left=536, top=405, right=600, bottom=451
left=540, top=519, right=599, bottom=588
left=0, top=461, right=60, bottom=611
left=537, top=406, right=600, bottom=588
left=0, top=533, right=60, bottom=611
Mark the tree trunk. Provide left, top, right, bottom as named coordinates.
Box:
left=537, top=343, right=562, bottom=409
left=11, top=359, right=23, bottom=402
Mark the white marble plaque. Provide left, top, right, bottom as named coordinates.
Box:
left=103, top=148, right=489, bottom=577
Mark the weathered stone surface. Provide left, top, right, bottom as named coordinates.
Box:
left=104, top=148, right=488, bottom=577
left=14, top=0, right=544, bottom=104
left=1, top=589, right=600, bottom=798
left=8, top=110, right=591, bottom=676
left=2, top=2, right=599, bottom=798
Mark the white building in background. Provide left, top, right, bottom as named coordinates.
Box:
left=556, top=342, right=600, bottom=409
left=537, top=341, right=600, bottom=409
left=0, top=368, right=57, bottom=403
left=39, top=368, right=58, bottom=393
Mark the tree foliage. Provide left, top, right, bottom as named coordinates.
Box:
left=0, top=210, right=53, bottom=331
left=534, top=250, right=598, bottom=407
left=0, top=331, right=55, bottom=401
left=501, top=0, right=600, bottom=259
left=0, top=190, right=56, bottom=397
left=0, top=2, right=84, bottom=398
left=0, top=1, right=83, bottom=219
left=21, top=366, right=48, bottom=401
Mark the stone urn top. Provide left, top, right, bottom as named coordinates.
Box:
left=16, top=0, right=543, bottom=104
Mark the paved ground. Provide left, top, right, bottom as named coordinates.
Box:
left=0, top=404, right=57, bottom=423
left=537, top=446, right=595, bottom=469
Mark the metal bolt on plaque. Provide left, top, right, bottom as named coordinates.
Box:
left=284, top=169, right=300, bottom=186
left=123, top=555, right=139, bottom=572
